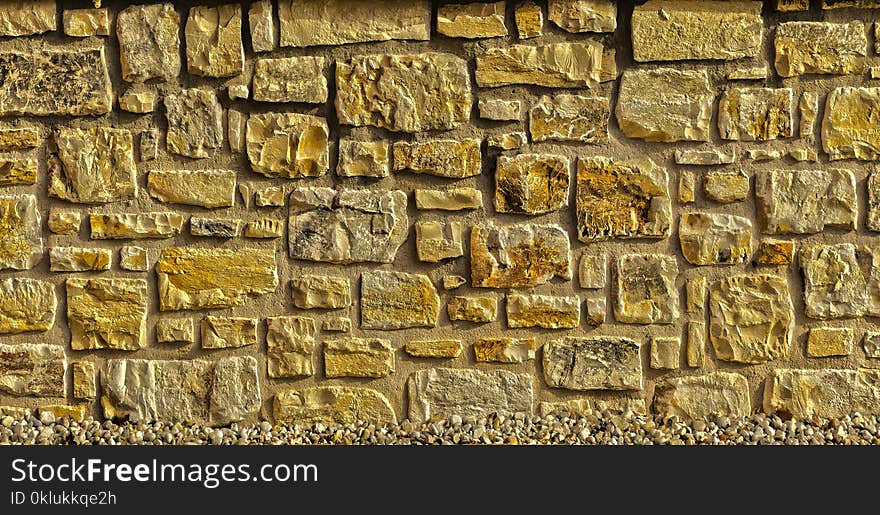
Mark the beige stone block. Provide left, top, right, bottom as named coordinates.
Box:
left=407, top=368, right=534, bottom=423
left=148, top=169, right=236, bottom=209
left=119, top=88, right=157, bottom=113
left=360, top=271, right=439, bottom=330
left=437, top=1, right=507, bottom=38
left=578, top=254, right=606, bottom=289
left=650, top=337, right=681, bottom=370
left=807, top=327, right=854, bottom=358
left=414, top=188, right=483, bottom=211
left=274, top=386, right=397, bottom=425
left=507, top=294, right=580, bottom=329
left=0, top=158, right=36, bottom=186
left=243, top=218, right=283, bottom=239
left=543, top=337, right=642, bottom=391
left=337, top=140, right=389, bottom=178
left=614, top=254, right=679, bottom=325
left=756, top=239, right=794, bottom=266
left=267, top=316, right=316, bottom=378
left=324, top=337, right=394, bottom=378
left=496, top=154, right=570, bottom=215
left=247, top=112, right=329, bottom=178
left=50, top=127, right=136, bottom=204
left=686, top=277, right=706, bottom=314
left=393, top=139, right=481, bottom=179
left=799, top=92, right=819, bottom=139
left=674, top=149, right=736, bottom=166
left=470, top=223, right=571, bottom=288
left=775, top=21, right=867, bottom=77
left=548, top=0, right=616, bottom=33
left=0, top=344, right=65, bottom=397
left=529, top=94, right=609, bottom=143
left=255, top=187, right=285, bottom=208
left=822, top=87, right=880, bottom=161
left=185, top=4, right=243, bottom=78
left=442, top=275, right=467, bottom=290
left=0, top=194, right=42, bottom=270
left=67, top=278, right=148, bottom=351
left=322, top=317, right=351, bottom=333
left=164, top=89, right=223, bottom=159
left=756, top=169, right=856, bottom=234
left=764, top=369, right=880, bottom=419
left=447, top=296, right=497, bottom=323
left=156, top=318, right=194, bottom=344
left=201, top=316, right=257, bottom=349
left=63, top=8, right=110, bottom=37
left=278, top=0, right=429, bottom=47
left=0, top=128, right=40, bottom=151
left=679, top=212, right=753, bottom=266
left=117, top=3, right=181, bottom=82
left=687, top=321, right=706, bottom=368
left=249, top=0, right=275, bottom=52
left=253, top=56, right=327, bottom=103
left=405, top=340, right=462, bottom=359
left=478, top=98, right=522, bottom=121
left=800, top=243, right=874, bottom=320
left=487, top=132, right=527, bottom=150
left=47, top=211, right=80, bottom=236
left=415, top=221, right=463, bottom=262
left=474, top=338, right=537, bottom=363
left=718, top=87, right=794, bottom=141
left=585, top=297, right=606, bottom=326
left=704, top=170, right=749, bottom=203
left=49, top=247, right=111, bottom=272
left=0, top=1, right=56, bottom=36
left=654, top=372, right=751, bottom=420
left=72, top=361, right=97, bottom=400
left=476, top=42, right=603, bottom=88
left=679, top=172, right=696, bottom=204
left=90, top=213, right=183, bottom=239
left=515, top=1, right=543, bottom=39
left=189, top=217, right=240, bottom=238
left=291, top=275, right=351, bottom=310
left=0, top=278, right=56, bottom=334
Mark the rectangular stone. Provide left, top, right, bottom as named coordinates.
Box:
left=776, top=21, right=867, bottom=77
left=360, top=271, right=439, bottom=330
left=322, top=317, right=351, bottom=333
left=47, top=211, right=81, bottom=235
left=0, top=128, right=40, bottom=151
left=822, top=87, right=880, bottom=160
left=471, top=223, right=571, bottom=288
left=579, top=254, right=606, bottom=289
left=0, top=1, right=56, bottom=36
left=800, top=243, right=874, bottom=319
left=0, top=278, right=56, bottom=334
left=190, top=217, right=240, bottom=238
left=49, top=247, right=112, bottom=272
left=249, top=0, right=275, bottom=52
left=807, top=327, right=854, bottom=357
left=478, top=98, right=522, bottom=121
left=279, top=0, right=430, bottom=47
left=414, top=188, right=483, bottom=210
left=0, top=194, right=42, bottom=271
left=337, top=140, right=390, bottom=178
left=687, top=321, right=706, bottom=368
left=704, top=170, right=750, bottom=203
left=543, top=337, right=642, bottom=391
left=800, top=92, right=819, bottom=139
left=201, top=316, right=257, bottom=349
left=0, top=344, right=65, bottom=397
left=476, top=42, right=603, bottom=88
left=686, top=277, right=707, bottom=314
left=67, top=278, right=148, bottom=351
left=164, top=89, right=223, bottom=159
left=324, top=337, right=394, bottom=378
left=117, top=3, right=181, bottom=82
left=50, top=127, right=136, bottom=203
left=615, top=254, right=679, bottom=324
left=90, top=213, right=184, bottom=239
left=447, top=296, right=498, bottom=323
left=438, top=1, right=507, bottom=38
left=654, top=372, right=751, bottom=420
left=72, top=361, right=96, bottom=400
left=405, top=340, right=463, bottom=359
left=392, top=139, right=481, bottom=178
left=674, top=149, right=736, bottom=166
left=764, top=369, right=880, bottom=419
left=474, top=338, right=537, bottom=363
left=185, top=4, right=244, bottom=78
left=507, top=295, right=580, bottom=329
left=0, top=158, right=36, bottom=186
left=148, top=170, right=236, bottom=208
left=548, top=0, right=616, bottom=33
left=247, top=112, right=329, bottom=178
left=63, top=8, right=110, bottom=37
left=650, top=337, right=681, bottom=370
left=632, top=1, right=762, bottom=62
left=530, top=94, right=609, bottom=143
left=756, top=169, right=856, bottom=234
left=495, top=154, right=570, bottom=215
left=274, top=386, right=396, bottom=425
left=679, top=212, right=753, bottom=266
left=291, top=275, right=352, bottom=309
left=415, top=221, right=463, bottom=262
left=253, top=57, right=327, bottom=103
left=407, top=368, right=534, bottom=424
left=718, top=88, right=794, bottom=141
left=243, top=218, right=283, bottom=239
left=267, top=316, right=316, bottom=378
left=156, top=318, right=194, bottom=344
left=156, top=247, right=278, bottom=311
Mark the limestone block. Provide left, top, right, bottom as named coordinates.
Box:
left=447, top=296, right=497, bottom=323
left=764, top=369, right=880, bottom=419
left=164, top=89, right=223, bottom=159
left=324, top=337, right=395, bottom=378
left=156, top=318, right=194, bottom=344
left=201, top=316, right=257, bottom=349
left=476, top=42, right=603, bottom=88
left=405, top=340, right=463, bottom=359
left=807, top=327, right=854, bottom=357
left=415, top=188, right=483, bottom=211
left=437, top=1, right=507, bottom=38
left=496, top=154, right=570, bottom=215
left=775, top=21, right=867, bottom=77
left=718, top=87, right=794, bottom=141
left=49, top=247, right=112, bottom=272
left=0, top=194, right=42, bottom=270
left=474, top=338, right=537, bottom=363
left=360, top=271, right=439, bottom=330
left=246, top=112, right=329, bottom=178
left=415, top=221, right=463, bottom=262
left=63, top=8, right=110, bottom=37
left=822, top=87, right=880, bottom=160
left=117, top=3, right=181, bottom=82
left=90, top=213, right=184, bottom=239
left=67, top=278, right=148, bottom=351
left=755, top=169, right=856, bottom=234
left=0, top=278, right=56, bottom=334
left=543, top=337, right=642, bottom=391
left=704, top=170, right=749, bottom=203
left=392, top=139, right=481, bottom=179
left=337, top=140, right=390, bottom=178
left=650, top=337, right=681, bottom=370
left=278, top=0, right=429, bottom=47
left=274, top=387, right=397, bottom=425
left=470, top=223, right=571, bottom=288
left=548, top=0, right=616, bottom=33
left=0, top=344, right=65, bottom=397
left=290, top=275, right=352, bottom=310
left=678, top=212, right=753, bottom=266
left=407, top=368, right=534, bottom=423
left=148, top=170, right=236, bottom=209
left=185, top=4, right=244, bottom=78
left=0, top=1, right=56, bottom=36
left=515, top=1, right=543, bottom=39
left=654, top=372, right=751, bottom=420
left=249, top=0, right=275, bottom=52
left=252, top=57, right=327, bottom=103
left=529, top=94, right=609, bottom=143
left=614, top=254, right=679, bottom=324
left=506, top=294, right=580, bottom=329
left=72, top=361, right=96, bottom=400
left=50, top=128, right=136, bottom=203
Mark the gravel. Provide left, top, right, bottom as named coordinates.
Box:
left=2, top=411, right=880, bottom=445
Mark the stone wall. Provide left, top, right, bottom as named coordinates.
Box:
left=2, top=0, right=880, bottom=427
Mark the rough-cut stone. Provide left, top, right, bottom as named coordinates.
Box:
left=709, top=274, right=794, bottom=364
left=650, top=337, right=681, bottom=370
left=392, top=139, right=481, bottom=179
left=408, top=368, right=534, bottom=423
left=470, top=223, right=571, bottom=288
left=243, top=218, right=283, bottom=239
left=291, top=275, right=351, bottom=310
left=406, top=340, right=462, bottom=359
left=488, top=132, right=526, bottom=150
left=756, top=239, right=795, bottom=266
left=337, top=140, right=389, bottom=178
left=322, top=317, right=351, bottom=333
left=227, top=110, right=244, bottom=153
left=807, top=327, right=854, bottom=358
left=576, top=157, right=671, bottom=242
left=687, top=277, right=707, bottom=314
left=764, top=369, right=880, bottom=419
left=140, top=129, right=158, bottom=162
left=63, top=8, right=110, bottom=37
left=246, top=112, right=329, bottom=178
left=0, top=194, right=42, bottom=270
left=718, top=87, right=794, bottom=141
left=324, top=337, right=394, bottom=378
left=447, top=296, right=497, bottom=323
left=415, top=188, right=483, bottom=210
left=0, top=1, right=56, bottom=36
left=50, top=127, right=136, bottom=204
left=185, top=4, right=243, bottom=78
left=67, top=278, right=148, bottom=351
left=90, top=213, right=183, bottom=239
left=148, top=170, right=235, bottom=209
left=249, top=0, right=275, bottom=52
left=864, top=331, right=880, bottom=358
left=438, top=1, right=507, bottom=38
left=0, top=128, right=40, bottom=151
left=0, top=159, right=35, bottom=186
left=548, top=0, right=615, bottom=33
left=361, top=271, right=439, bottom=330
left=274, top=387, right=397, bottom=425
left=189, top=217, right=240, bottom=238
left=0, top=278, right=55, bottom=334
left=529, top=94, right=608, bottom=143
left=775, top=21, right=867, bottom=77
left=415, top=221, right=463, bottom=262
left=495, top=154, right=569, bottom=215
left=289, top=188, right=408, bottom=264
left=443, top=275, right=467, bottom=290
left=47, top=211, right=80, bottom=236
left=585, top=297, right=606, bottom=326
left=704, top=170, right=749, bottom=203
left=201, top=316, right=257, bottom=349
left=507, top=295, right=580, bottom=329
left=679, top=173, right=696, bottom=204
left=616, top=68, right=713, bottom=142
left=49, top=247, right=111, bottom=272
left=632, top=1, right=762, bottom=62
left=674, top=149, right=736, bottom=166
left=156, top=247, right=278, bottom=311
left=0, top=47, right=112, bottom=116
left=117, top=3, right=181, bottom=82
left=543, top=337, right=642, bottom=391
left=474, top=338, right=536, bottom=363
left=103, top=356, right=260, bottom=425
left=776, top=0, right=809, bottom=10
left=278, top=0, right=430, bottom=47
left=118, top=89, right=157, bottom=113
left=0, top=344, right=64, bottom=397
left=253, top=57, right=327, bottom=103
left=822, top=87, right=880, bottom=161
left=337, top=53, right=470, bottom=133
left=687, top=321, right=706, bottom=367
left=478, top=98, right=522, bottom=121
left=476, top=42, right=603, bottom=88
left=72, top=362, right=96, bottom=400
left=800, top=244, right=874, bottom=320
left=654, top=372, right=751, bottom=419
left=870, top=173, right=880, bottom=232
left=579, top=254, right=606, bottom=289
left=679, top=212, right=753, bottom=266
left=615, top=254, right=678, bottom=325
left=156, top=318, right=194, bottom=344
left=515, top=1, right=543, bottom=39
left=164, top=89, right=223, bottom=159
left=800, top=92, right=819, bottom=139
left=755, top=169, right=856, bottom=234
left=728, top=65, right=769, bottom=80
left=267, top=316, right=315, bottom=378
left=255, top=187, right=285, bottom=208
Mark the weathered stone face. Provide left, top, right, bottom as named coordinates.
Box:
left=755, top=169, right=856, bottom=234
left=407, top=368, right=534, bottom=424
left=476, top=42, right=603, bottom=88
left=495, top=154, right=570, bottom=215
left=415, top=221, right=463, bottom=262
left=0, top=1, right=55, bottom=36
left=156, top=247, right=278, bottom=311
left=64, top=8, right=110, bottom=37
left=291, top=275, right=351, bottom=310
left=0, top=194, right=42, bottom=271
left=67, top=278, right=148, bottom=351
left=164, top=89, right=223, bottom=159
left=775, top=21, right=867, bottom=77
left=405, top=340, right=463, bottom=359
left=49, top=247, right=112, bottom=272
left=415, top=188, right=483, bottom=211
left=246, top=112, right=329, bottom=178
left=704, top=170, right=749, bottom=203
left=185, top=4, right=244, bottom=78
left=679, top=212, right=753, bottom=266
left=806, top=327, right=854, bottom=358
left=337, top=140, right=389, bottom=178
left=252, top=57, right=327, bottom=103
left=470, top=223, right=571, bottom=288
left=324, top=337, right=395, bottom=378
left=117, top=3, right=181, bottom=82
left=616, top=68, right=713, bottom=142
left=447, top=296, right=497, bottom=323
left=0, top=344, right=65, bottom=397
left=0, top=158, right=34, bottom=186
left=718, top=88, right=794, bottom=141
left=549, top=0, right=616, bottom=33
left=147, top=170, right=236, bottom=209
left=529, top=94, right=609, bottom=143
left=156, top=318, right=194, bottom=345
left=579, top=254, right=607, bottom=289
left=201, top=316, right=257, bottom=349
left=709, top=274, right=794, bottom=364
left=438, top=1, right=507, bottom=38
left=764, top=369, right=880, bottom=419
left=800, top=244, right=874, bottom=319
left=274, top=386, right=397, bottom=425
left=72, top=361, right=97, bottom=400
left=392, top=139, right=481, bottom=179
left=614, top=254, right=679, bottom=325
left=543, top=337, right=642, bottom=391
left=90, top=213, right=184, bottom=239
left=654, top=372, right=751, bottom=420
left=289, top=188, right=408, bottom=264
left=506, top=295, right=580, bottom=329
left=361, top=271, right=439, bottom=330
left=479, top=98, right=522, bottom=121
left=575, top=157, right=671, bottom=242
left=0, top=278, right=55, bottom=334
left=474, top=338, right=536, bottom=363
left=49, top=128, right=136, bottom=204
left=249, top=0, right=275, bottom=52
left=650, top=337, right=681, bottom=370
left=267, top=316, right=316, bottom=378
left=278, top=0, right=429, bottom=47
left=632, top=1, right=763, bottom=62
left=822, top=87, right=880, bottom=161
left=515, top=1, right=543, bottom=38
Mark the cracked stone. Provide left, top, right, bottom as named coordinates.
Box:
left=437, top=1, right=507, bottom=38
left=253, top=57, right=327, bottom=103
left=337, top=140, right=389, bottom=178
left=470, top=222, right=571, bottom=288
left=447, top=296, right=497, bottom=323
left=90, top=213, right=184, bottom=239
left=822, top=87, right=880, bottom=161
left=0, top=344, right=65, bottom=397
left=274, top=386, right=397, bottom=425
left=474, top=338, right=536, bottom=363
left=50, top=127, right=136, bottom=204
left=267, top=316, right=316, bottom=378
left=704, top=170, right=749, bottom=203
left=543, top=336, right=642, bottom=391
left=185, top=4, right=244, bottom=78
left=290, top=275, right=351, bottom=309
left=0, top=194, right=42, bottom=271
left=756, top=169, right=856, bottom=234
left=654, top=372, right=751, bottom=420
left=63, top=8, right=110, bottom=37
left=0, top=1, right=55, bottom=36
left=201, top=316, right=257, bottom=349
left=246, top=112, right=329, bottom=178
left=530, top=94, right=609, bottom=143
left=718, top=87, right=794, bottom=141
left=67, top=278, right=148, bottom=351
left=0, top=278, right=56, bottom=334
left=415, top=221, right=463, bottom=262
left=360, top=271, right=439, bottom=330
left=679, top=212, right=753, bottom=266
left=764, top=368, right=880, bottom=419
left=775, top=21, right=867, bottom=77
left=49, top=247, right=111, bottom=272
left=548, top=0, right=616, bottom=33
left=117, top=3, right=181, bottom=82
left=148, top=170, right=236, bottom=209
left=495, top=154, right=570, bottom=215
left=614, top=254, right=679, bottom=325
left=156, top=318, right=194, bottom=345
left=249, top=1, right=275, bottom=52
left=393, top=139, right=481, bottom=179
left=164, top=89, right=223, bottom=159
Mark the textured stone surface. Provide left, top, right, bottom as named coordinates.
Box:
left=392, top=139, right=481, bottom=179
left=687, top=321, right=706, bottom=368
left=0, top=344, right=65, bottom=397
left=405, top=340, right=462, bottom=359
left=704, top=170, right=750, bottom=203
left=447, top=296, right=497, bottom=323
left=407, top=368, right=534, bottom=424
left=117, top=3, right=181, bottom=82
left=0, top=278, right=55, bottom=334
left=579, top=254, right=606, bottom=289
left=807, top=327, right=854, bottom=358
left=495, top=154, right=569, bottom=215
left=324, top=337, right=395, bottom=378
left=479, top=98, right=522, bottom=121
left=185, top=4, right=244, bottom=78
left=156, top=318, right=194, bottom=345
left=764, top=369, right=880, bottom=419
left=800, top=244, right=873, bottom=320
left=415, top=188, right=483, bottom=211
left=337, top=53, right=470, bottom=133
left=47, top=212, right=80, bottom=236
left=338, top=140, right=390, bottom=178
left=470, top=223, right=571, bottom=288
left=709, top=274, right=794, bottom=364
left=822, top=87, right=880, bottom=161
left=614, top=254, right=679, bottom=324
left=278, top=0, right=429, bottom=47
left=632, top=1, right=762, bottom=62
left=72, top=361, right=97, bottom=401
left=756, top=169, right=856, bottom=234
left=274, top=387, right=397, bottom=425
left=67, top=278, right=148, bottom=351
left=50, top=128, right=136, bottom=204
left=718, top=88, right=794, bottom=141
left=164, top=89, right=223, bottom=159
left=249, top=0, right=275, bottom=52
left=476, top=42, right=603, bottom=88
left=549, top=0, right=616, bottom=33
left=0, top=194, right=42, bottom=270
left=253, top=57, right=327, bottom=104
left=515, top=1, right=543, bottom=38
left=148, top=170, right=236, bottom=209
left=291, top=275, right=351, bottom=310
left=415, top=221, right=463, bottom=262
left=543, top=337, right=642, bottom=391
left=650, top=337, right=681, bottom=370
left=49, top=247, right=112, bottom=272
left=246, top=112, right=329, bottom=178
left=529, top=94, right=609, bottom=143
left=63, top=9, right=110, bottom=37
left=90, top=213, right=184, bottom=239
left=361, top=271, right=439, bottom=330
left=474, top=338, right=536, bottom=363
left=438, top=1, right=507, bottom=38
left=201, top=316, right=257, bottom=349
left=679, top=213, right=753, bottom=266
left=775, top=21, right=867, bottom=77
left=0, top=1, right=55, bottom=36
left=507, top=295, right=580, bottom=329
left=654, top=372, right=751, bottom=420
left=674, top=149, right=736, bottom=166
